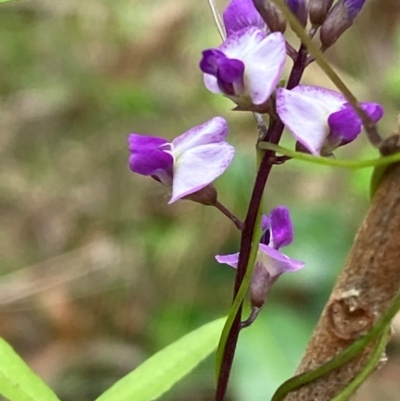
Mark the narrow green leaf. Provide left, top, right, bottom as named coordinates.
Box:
left=95, top=317, right=226, bottom=401
left=0, top=338, right=61, bottom=401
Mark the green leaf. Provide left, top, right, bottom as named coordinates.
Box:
left=0, top=338, right=61, bottom=401
left=95, top=317, right=226, bottom=401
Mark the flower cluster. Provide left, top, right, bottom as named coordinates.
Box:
left=127, top=0, right=383, bottom=320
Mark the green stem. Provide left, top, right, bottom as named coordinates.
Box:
left=331, top=328, right=389, bottom=401
left=259, top=142, right=400, bottom=169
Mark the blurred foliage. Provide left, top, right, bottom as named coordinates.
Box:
left=0, top=0, right=400, bottom=400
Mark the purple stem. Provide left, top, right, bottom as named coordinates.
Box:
left=214, top=44, right=309, bottom=401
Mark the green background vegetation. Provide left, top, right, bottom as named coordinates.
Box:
left=0, top=0, right=400, bottom=400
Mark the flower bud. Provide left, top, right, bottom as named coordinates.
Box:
left=308, top=0, right=334, bottom=26
left=252, top=0, right=287, bottom=33
left=320, top=0, right=366, bottom=49
left=286, top=0, right=308, bottom=28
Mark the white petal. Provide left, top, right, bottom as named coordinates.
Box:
left=172, top=117, right=228, bottom=156
left=169, top=142, right=235, bottom=203
left=276, top=86, right=345, bottom=155
left=242, top=32, right=286, bottom=104
left=221, top=29, right=286, bottom=105
left=203, top=74, right=223, bottom=95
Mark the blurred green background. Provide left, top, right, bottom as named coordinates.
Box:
left=0, top=0, right=400, bottom=400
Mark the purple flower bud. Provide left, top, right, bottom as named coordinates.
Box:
left=286, top=0, right=308, bottom=28
left=308, top=0, right=334, bottom=26
left=320, top=0, right=366, bottom=49
left=252, top=0, right=287, bottom=33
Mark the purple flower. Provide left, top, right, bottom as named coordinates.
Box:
left=216, top=206, right=304, bottom=306
left=200, top=0, right=286, bottom=111
left=128, top=117, right=235, bottom=204
left=276, top=85, right=384, bottom=156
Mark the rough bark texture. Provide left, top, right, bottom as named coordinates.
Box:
left=284, top=160, right=400, bottom=401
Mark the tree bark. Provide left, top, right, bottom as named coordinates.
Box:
left=284, top=157, right=400, bottom=400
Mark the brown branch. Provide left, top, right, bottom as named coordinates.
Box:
left=284, top=138, right=400, bottom=400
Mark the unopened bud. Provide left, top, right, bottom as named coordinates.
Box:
left=308, top=0, right=334, bottom=26
left=183, top=184, right=217, bottom=206
left=286, top=0, right=308, bottom=28
left=252, top=0, right=287, bottom=33
left=320, top=0, right=366, bottom=49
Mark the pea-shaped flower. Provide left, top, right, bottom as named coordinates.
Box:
left=216, top=206, right=304, bottom=309
left=128, top=117, right=235, bottom=204
left=276, top=85, right=384, bottom=156
left=200, top=0, right=286, bottom=112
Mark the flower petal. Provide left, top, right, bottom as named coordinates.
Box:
left=128, top=134, right=173, bottom=181
left=223, top=0, right=266, bottom=36
left=276, top=85, right=345, bottom=155
left=169, top=142, right=235, bottom=203
left=172, top=117, right=229, bottom=155
left=221, top=29, right=286, bottom=105
left=258, top=244, right=304, bottom=277
left=328, top=102, right=384, bottom=147
left=270, top=206, right=293, bottom=249
left=215, top=252, right=240, bottom=268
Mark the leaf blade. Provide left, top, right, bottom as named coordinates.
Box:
left=95, top=317, right=226, bottom=401
left=0, top=338, right=61, bottom=401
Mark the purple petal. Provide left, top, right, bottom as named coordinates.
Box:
left=261, top=214, right=270, bottom=232
left=200, top=50, right=245, bottom=97
left=169, top=142, right=235, bottom=203
left=172, top=117, right=229, bottom=154
left=128, top=134, right=173, bottom=182
left=200, top=49, right=225, bottom=75
left=344, top=0, right=366, bottom=20
left=269, top=206, right=293, bottom=249
left=216, top=57, right=245, bottom=96
left=258, top=244, right=304, bottom=277
left=223, top=0, right=266, bottom=36
left=215, top=252, right=240, bottom=268
left=276, top=85, right=345, bottom=155
left=260, top=214, right=271, bottom=246
left=328, top=102, right=384, bottom=147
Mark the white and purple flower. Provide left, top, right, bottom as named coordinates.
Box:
left=200, top=0, right=286, bottom=111
left=216, top=206, right=304, bottom=307
left=276, top=85, right=384, bottom=156
left=128, top=117, right=235, bottom=204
